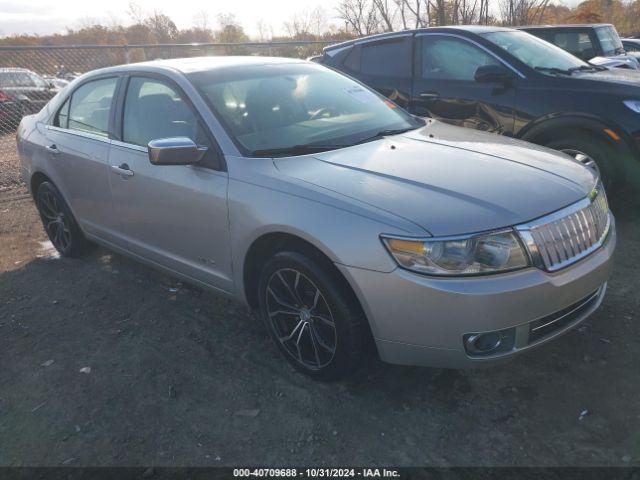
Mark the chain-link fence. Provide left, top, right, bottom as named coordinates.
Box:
left=0, top=41, right=333, bottom=190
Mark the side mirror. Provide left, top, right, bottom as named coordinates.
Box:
left=474, top=64, right=513, bottom=84
left=148, top=137, right=207, bottom=166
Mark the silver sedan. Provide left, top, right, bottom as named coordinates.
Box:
left=17, top=57, right=615, bottom=380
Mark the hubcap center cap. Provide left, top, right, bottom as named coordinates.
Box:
left=299, top=309, right=312, bottom=322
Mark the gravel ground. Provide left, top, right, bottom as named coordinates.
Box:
left=0, top=133, right=22, bottom=192
left=0, top=143, right=639, bottom=467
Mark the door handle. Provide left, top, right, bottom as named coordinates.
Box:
left=46, top=144, right=60, bottom=154
left=111, top=163, right=134, bottom=178
left=419, top=91, right=440, bottom=99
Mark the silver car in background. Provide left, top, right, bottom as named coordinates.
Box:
left=17, top=57, right=615, bottom=380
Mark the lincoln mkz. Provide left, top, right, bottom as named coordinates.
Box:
left=17, top=57, right=615, bottom=379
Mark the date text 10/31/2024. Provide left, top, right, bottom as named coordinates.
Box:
left=233, top=468, right=401, bottom=478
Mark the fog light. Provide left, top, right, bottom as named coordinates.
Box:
left=466, top=333, right=502, bottom=353
left=463, top=327, right=515, bottom=357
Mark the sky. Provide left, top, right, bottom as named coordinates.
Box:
left=0, top=0, right=342, bottom=38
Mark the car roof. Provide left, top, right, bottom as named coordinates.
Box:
left=94, top=56, right=307, bottom=76
left=519, top=24, right=613, bottom=29
left=323, top=26, right=516, bottom=52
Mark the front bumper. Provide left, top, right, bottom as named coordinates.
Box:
left=337, top=225, right=616, bottom=368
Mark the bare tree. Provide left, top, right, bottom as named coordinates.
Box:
left=126, top=2, right=146, bottom=24
left=284, top=7, right=328, bottom=38
left=394, top=0, right=429, bottom=28
left=430, top=0, right=447, bottom=25
left=336, top=0, right=383, bottom=36
left=193, top=10, right=211, bottom=31
left=371, top=0, right=398, bottom=31
left=256, top=20, right=273, bottom=41
left=499, top=0, right=551, bottom=25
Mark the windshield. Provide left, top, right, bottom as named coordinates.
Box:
left=189, top=63, right=421, bottom=156
left=596, top=26, right=624, bottom=55
left=482, top=30, right=588, bottom=73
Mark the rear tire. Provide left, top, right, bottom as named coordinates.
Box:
left=257, top=251, right=368, bottom=381
left=35, top=181, right=91, bottom=257
left=545, top=133, right=620, bottom=193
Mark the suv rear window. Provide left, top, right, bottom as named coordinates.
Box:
left=552, top=32, right=595, bottom=60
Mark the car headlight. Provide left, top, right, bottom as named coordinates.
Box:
left=381, top=230, right=529, bottom=276
left=623, top=99, right=640, bottom=113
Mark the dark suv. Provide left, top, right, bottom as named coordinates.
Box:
left=318, top=26, right=640, bottom=190
left=521, top=24, right=639, bottom=69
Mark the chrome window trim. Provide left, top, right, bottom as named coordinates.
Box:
left=110, top=139, right=147, bottom=153
left=354, top=33, right=413, bottom=46
left=45, top=125, right=111, bottom=144
left=416, top=32, right=526, bottom=79
left=515, top=191, right=612, bottom=272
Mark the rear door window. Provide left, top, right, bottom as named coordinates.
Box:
left=67, top=77, right=118, bottom=136
left=360, top=38, right=411, bottom=78
left=342, top=46, right=361, bottom=72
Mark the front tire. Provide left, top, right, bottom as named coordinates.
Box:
left=35, top=181, right=91, bottom=257
left=257, top=251, right=368, bottom=380
left=545, top=133, right=620, bottom=192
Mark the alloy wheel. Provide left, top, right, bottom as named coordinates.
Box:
left=265, top=268, right=337, bottom=370
left=37, top=190, right=72, bottom=252
left=560, top=148, right=600, bottom=177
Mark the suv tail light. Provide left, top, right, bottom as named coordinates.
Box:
left=0, top=90, right=8, bottom=102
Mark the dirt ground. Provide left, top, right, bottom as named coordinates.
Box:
left=0, top=133, right=639, bottom=466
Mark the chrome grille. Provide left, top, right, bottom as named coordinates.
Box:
left=517, top=186, right=611, bottom=271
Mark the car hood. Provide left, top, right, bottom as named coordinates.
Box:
left=573, top=66, right=640, bottom=86
left=589, top=54, right=639, bottom=69
left=274, top=123, right=596, bottom=236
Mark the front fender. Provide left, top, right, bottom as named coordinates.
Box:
left=518, top=112, right=638, bottom=159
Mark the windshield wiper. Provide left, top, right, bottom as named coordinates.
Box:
left=534, top=66, right=573, bottom=75
left=250, top=125, right=421, bottom=157
left=250, top=144, right=346, bottom=158
left=354, top=127, right=417, bottom=145
left=569, top=64, right=607, bottom=73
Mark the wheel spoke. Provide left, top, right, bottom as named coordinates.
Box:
left=279, top=319, right=304, bottom=342
left=61, top=226, right=71, bottom=248
left=310, top=324, right=336, bottom=354
left=44, top=194, right=58, bottom=215
left=295, top=323, right=305, bottom=363
left=312, top=314, right=335, bottom=328
left=40, top=207, right=57, bottom=220
left=40, top=203, right=57, bottom=219
left=52, top=223, right=62, bottom=245
left=307, top=323, right=322, bottom=367
left=267, top=286, right=298, bottom=311
left=277, top=271, right=303, bottom=306
left=44, top=219, right=57, bottom=230
left=311, top=288, right=321, bottom=311
left=269, top=309, right=300, bottom=318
